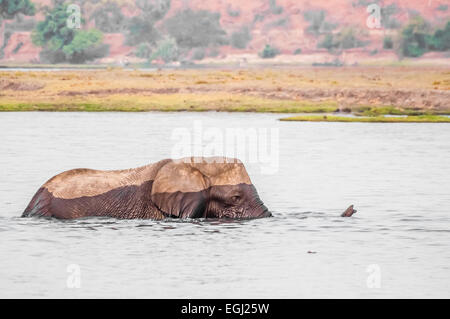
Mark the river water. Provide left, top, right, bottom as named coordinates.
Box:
left=0, top=112, right=449, bottom=298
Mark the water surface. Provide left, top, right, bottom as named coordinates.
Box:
left=0, top=112, right=449, bottom=298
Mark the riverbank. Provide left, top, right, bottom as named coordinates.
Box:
left=1, top=67, right=449, bottom=115
left=280, top=115, right=450, bottom=123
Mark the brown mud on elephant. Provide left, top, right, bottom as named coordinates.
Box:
left=22, top=157, right=271, bottom=220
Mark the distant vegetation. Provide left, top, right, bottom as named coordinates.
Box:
left=230, top=26, right=252, bottom=49
left=269, top=0, right=283, bottom=15
left=125, top=16, right=160, bottom=46
left=259, top=44, right=279, bottom=58
left=165, top=9, right=228, bottom=50
left=383, top=36, right=393, bottom=49
left=125, top=0, right=171, bottom=46
left=32, top=3, right=108, bottom=63
left=303, top=10, right=337, bottom=36
left=0, top=0, right=35, bottom=19
left=149, top=36, right=179, bottom=62
left=1, top=15, right=36, bottom=58
left=127, top=5, right=229, bottom=63
left=0, top=0, right=35, bottom=58
left=318, top=28, right=367, bottom=52
left=380, top=3, right=401, bottom=29
left=191, top=48, right=205, bottom=60
left=2, top=0, right=450, bottom=64
left=227, top=6, right=240, bottom=17
left=436, top=4, right=448, bottom=12
left=91, top=2, right=126, bottom=33
left=397, top=17, right=450, bottom=57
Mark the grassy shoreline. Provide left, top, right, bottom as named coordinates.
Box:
left=0, top=96, right=339, bottom=113
left=280, top=115, right=450, bottom=123
left=1, top=67, right=449, bottom=116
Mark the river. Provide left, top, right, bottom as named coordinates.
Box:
left=0, top=112, right=449, bottom=298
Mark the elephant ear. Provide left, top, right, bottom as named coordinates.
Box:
left=151, top=160, right=208, bottom=218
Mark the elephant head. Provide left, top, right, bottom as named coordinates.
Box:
left=150, top=157, right=271, bottom=219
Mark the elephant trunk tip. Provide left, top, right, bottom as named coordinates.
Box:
left=258, top=207, right=272, bottom=218
left=341, top=205, right=357, bottom=217
left=262, top=210, right=272, bottom=218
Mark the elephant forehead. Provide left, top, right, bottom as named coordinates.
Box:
left=210, top=165, right=252, bottom=186
left=157, top=160, right=251, bottom=192
left=178, top=157, right=252, bottom=186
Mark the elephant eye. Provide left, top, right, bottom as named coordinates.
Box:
left=231, top=195, right=241, bottom=203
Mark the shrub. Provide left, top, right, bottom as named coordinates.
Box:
left=125, top=16, right=159, bottom=46
left=62, top=29, right=109, bottom=64
left=150, top=36, right=179, bottom=62
left=397, top=16, right=431, bottom=57
left=318, top=28, right=367, bottom=52
left=91, top=2, right=126, bottom=33
left=383, top=36, right=393, bottom=49
left=135, top=0, right=171, bottom=21
left=381, top=4, right=401, bottom=29
left=268, top=17, right=289, bottom=28
left=293, top=48, right=302, bottom=55
left=436, top=4, right=448, bottom=12
left=12, top=41, right=23, bottom=54
left=0, top=0, right=35, bottom=19
left=0, top=30, right=12, bottom=59
left=352, top=0, right=380, bottom=7
left=227, top=6, right=240, bottom=17
left=269, top=0, right=283, bottom=15
left=136, top=43, right=152, bottom=59
left=39, top=49, right=67, bottom=64
left=303, top=10, right=337, bottom=36
left=192, top=48, right=205, bottom=60
left=259, top=44, right=279, bottom=58
left=165, top=9, right=228, bottom=49
left=389, top=17, right=450, bottom=58
left=230, top=27, right=252, bottom=49
left=253, top=14, right=265, bottom=23
left=428, top=21, right=450, bottom=51
left=208, top=47, right=220, bottom=57
left=312, top=59, right=343, bottom=67
left=4, top=16, right=36, bottom=32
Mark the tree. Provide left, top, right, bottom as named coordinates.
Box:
left=231, top=26, right=252, bottom=49
left=303, top=9, right=336, bottom=36
left=428, top=21, right=450, bottom=51
left=0, top=0, right=35, bottom=19
left=32, top=3, right=108, bottom=63
left=124, top=0, right=171, bottom=54
left=125, top=16, right=160, bottom=46
left=91, top=1, right=125, bottom=33
left=62, top=29, right=109, bottom=64
left=1, top=0, right=36, bottom=58
left=397, top=16, right=431, bottom=57
left=165, top=9, right=228, bottom=49
left=135, top=0, right=171, bottom=21
left=395, top=18, right=450, bottom=57
left=149, top=36, right=179, bottom=62
left=318, top=28, right=367, bottom=52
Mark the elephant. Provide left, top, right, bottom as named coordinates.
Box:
left=22, top=157, right=271, bottom=220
